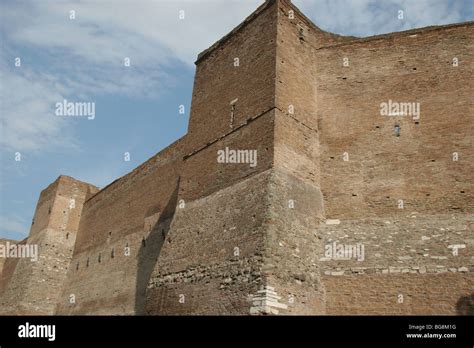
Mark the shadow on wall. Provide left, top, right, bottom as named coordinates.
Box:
left=0, top=257, right=19, bottom=296
left=134, top=177, right=181, bottom=315
left=456, top=294, right=474, bottom=315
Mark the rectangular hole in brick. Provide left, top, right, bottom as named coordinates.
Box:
left=394, top=124, right=401, bottom=137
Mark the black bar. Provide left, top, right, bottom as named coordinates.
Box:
left=0, top=316, right=472, bottom=346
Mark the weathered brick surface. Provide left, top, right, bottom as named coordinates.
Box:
left=316, top=22, right=473, bottom=219
left=317, top=215, right=473, bottom=314
left=324, top=274, right=473, bottom=315
left=188, top=0, right=277, bottom=148
left=54, top=0, right=279, bottom=315
left=1, top=0, right=472, bottom=315
left=0, top=176, right=97, bottom=314
left=55, top=139, right=186, bottom=314
left=144, top=170, right=272, bottom=314
left=0, top=239, right=25, bottom=302
left=268, top=0, right=473, bottom=315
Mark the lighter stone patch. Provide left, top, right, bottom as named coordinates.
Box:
left=249, top=286, right=288, bottom=315
left=325, top=219, right=341, bottom=225
left=331, top=271, right=345, bottom=276
left=448, top=244, right=466, bottom=249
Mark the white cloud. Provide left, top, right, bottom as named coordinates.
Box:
left=2, top=0, right=264, bottom=74
left=0, top=0, right=263, bottom=153
left=294, top=0, right=467, bottom=37
left=0, top=61, right=79, bottom=152
left=0, top=214, right=29, bottom=237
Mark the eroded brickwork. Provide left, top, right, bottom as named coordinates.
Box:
left=0, top=176, right=97, bottom=314
left=1, top=0, right=472, bottom=315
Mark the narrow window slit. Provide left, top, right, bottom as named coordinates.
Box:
left=394, top=124, right=401, bottom=137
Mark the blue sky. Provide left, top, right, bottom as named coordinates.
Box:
left=1, top=0, right=473, bottom=241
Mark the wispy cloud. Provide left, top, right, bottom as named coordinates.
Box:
left=294, top=0, right=472, bottom=37
left=0, top=214, right=29, bottom=238
left=1, top=58, right=79, bottom=152
left=0, top=0, right=262, bottom=153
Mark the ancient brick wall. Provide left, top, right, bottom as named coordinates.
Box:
left=315, top=22, right=474, bottom=219
left=0, top=239, right=17, bottom=276
left=274, top=0, right=349, bottom=187
left=318, top=214, right=473, bottom=314
left=260, top=0, right=352, bottom=315
left=262, top=3, right=352, bottom=313
left=55, top=0, right=280, bottom=316
left=0, top=239, right=25, bottom=299
left=323, top=273, right=473, bottom=314
left=2, top=0, right=472, bottom=316
left=187, top=0, right=277, bottom=149
left=0, top=176, right=97, bottom=314
left=55, top=139, right=186, bottom=314
left=144, top=170, right=272, bottom=314
left=312, top=19, right=474, bottom=314
left=256, top=0, right=473, bottom=315
left=181, top=111, right=275, bottom=202
left=143, top=0, right=281, bottom=314
left=181, top=0, right=278, bottom=202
